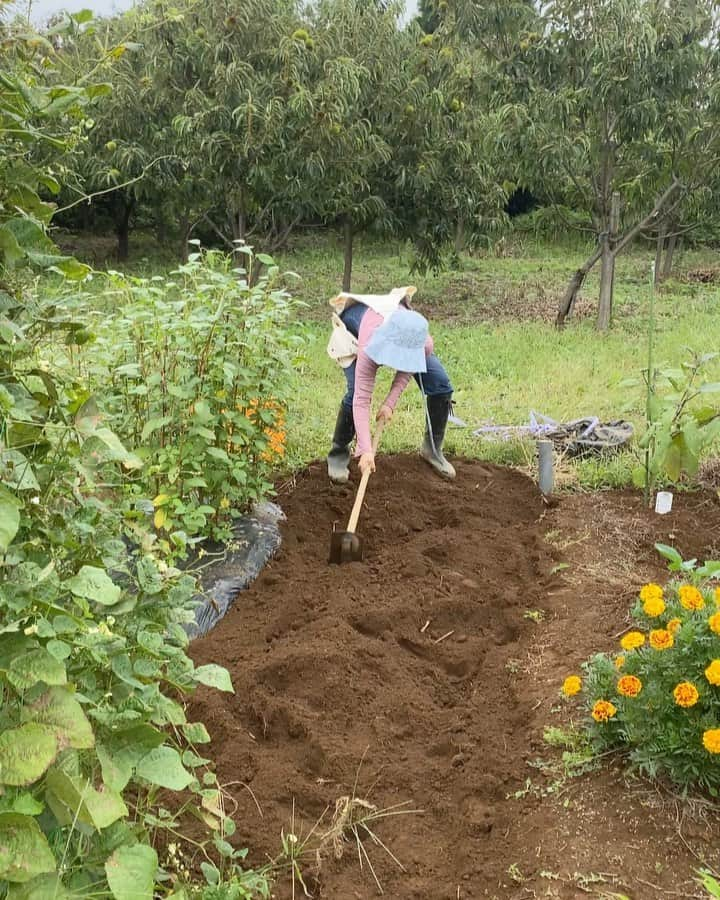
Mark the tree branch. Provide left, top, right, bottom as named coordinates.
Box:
left=614, top=177, right=682, bottom=256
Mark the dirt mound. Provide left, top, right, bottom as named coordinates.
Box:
left=190, top=457, right=552, bottom=897
left=188, top=458, right=720, bottom=899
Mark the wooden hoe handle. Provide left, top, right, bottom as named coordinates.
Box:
left=346, top=420, right=385, bottom=534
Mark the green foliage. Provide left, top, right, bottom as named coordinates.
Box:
left=568, top=553, right=720, bottom=793
left=83, top=248, right=302, bottom=543
left=698, top=869, right=720, bottom=898
left=631, top=350, right=720, bottom=494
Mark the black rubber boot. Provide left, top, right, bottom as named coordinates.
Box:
left=327, top=404, right=355, bottom=484
left=421, top=393, right=456, bottom=479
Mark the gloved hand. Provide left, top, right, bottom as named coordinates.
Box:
left=359, top=452, right=376, bottom=475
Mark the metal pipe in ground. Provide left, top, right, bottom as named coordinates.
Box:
left=538, top=440, right=554, bottom=496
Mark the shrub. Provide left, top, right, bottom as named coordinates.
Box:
left=92, top=249, right=304, bottom=544
left=562, top=546, right=720, bottom=793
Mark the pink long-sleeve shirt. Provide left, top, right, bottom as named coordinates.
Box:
left=353, top=308, right=434, bottom=456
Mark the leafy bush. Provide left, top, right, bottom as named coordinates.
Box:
left=89, top=249, right=303, bottom=545
left=562, top=545, right=720, bottom=793
left=633, top=350, right=720, bottom=497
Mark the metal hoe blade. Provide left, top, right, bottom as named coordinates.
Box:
left=329, top=529, right=364, bottom=565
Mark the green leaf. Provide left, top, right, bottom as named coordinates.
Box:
left=11, top=794, right=44, bottom=816
left=193, top=664, right=234, bottom=693
left=7, top=874, right=71, bottom=899
left=7, top=649, right=66, bottom=691
left=0, top=485, right=22, bottom=552
left=45, top=769, right=128, bottom=830
left=67, top=565, right=121, bottom=606
left=96, top=724, right=165, bottom=792
left=182, top=722, right=211, bottom=744
left=105, top=844, right=157, bottom=900
left=135, top=746, right=193, bottom=790
left=48, top=257, right=91, bottom=281
left=0, top=724, right=58, bottom=787
left=137, top=557, right=163, bottom=595
left=0, top=450, right=40, bottom=491
left=22, top=686, right=95, bottom=750
left=0, top=225, right=26, bottom=269
left=0, top=813, right=55, bottom=883
left=655, top=543, right=683, bottom=569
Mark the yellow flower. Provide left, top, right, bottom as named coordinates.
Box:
left=642, top=596, right=665, bottom=617
left=703, top=729, right=720, bottom=754
left=640, top=583, right=664, bottom=602
left=709, top=612, right=720, bottom=635
left=705, top=660, right=720, bottom=686
left=679, top=584, right=705, bottom=611
left=620, top=631, right=646, bottom=651
left=667, top=617, right=682, bottom=635
left=561, top=675, right=582, bottom=697
left=715, top=587, right=720, bottom=607
left=674, top=682, right=699, bottom=707
left=617, top=675, right=642, bottom=698
left=615, top=655, right=626, bottom=669
left=592, top=700, right=617, bottom=723
left=649, top=628, right=674, bottom=651
left=220, top=497, right=230, bottom=510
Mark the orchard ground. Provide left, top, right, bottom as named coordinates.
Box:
left=62, top=232, right=720, bottom=897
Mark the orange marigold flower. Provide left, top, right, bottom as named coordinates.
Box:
left=705, top=660, right=720, bottom=686
left=561, top=675, right=582, bottom=697
left=667, top=617, right=682, bottom=635
left=679, top=584, right=705, bottom=611
left=620, top=631, right=646, bottom=651
left=642, top=596, right=665, bottom=617
left=649, top=628, right=674, bottom=651
left=615, top=655, right=626, bottom=669
left=617, top=675, right=642, bottom=698
left=703, top=729, right=720, bottom=754
left=709, top=612, right=720, bottom=635
left=592, top=700, right=617, bottom=723
left=640, top=583, right=664, bottom=602
left=674, top=682, right=699, bottom=707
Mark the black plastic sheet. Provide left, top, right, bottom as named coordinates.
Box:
left=186, top=501, right=285, bottom=640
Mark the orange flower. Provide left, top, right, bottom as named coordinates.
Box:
left=667, top=618, right=682, bottom=635
left=620, top=631, right=646, bottom=651
left=617, top=675, right=642, bottom=698
left=561, top=675, right=582, bottom=697
left=679, top=584, right=704, bottom=611
left=709, top=612, right=720, bottom=635
left=640, top=583, right=664, bottom=602
left=703, top=729, right=720, bottom=753
left=674, top=682, right=699, bottom=707
left=705, top=660, right=720, bottom=686
left=649, top=629, right=674, bottom=651
left=592, top=700, right=617, bottom=722
left=643, top=596, right=665, bottom=617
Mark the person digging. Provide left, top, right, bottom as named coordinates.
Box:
left=326, top=287, right=455, bottom=482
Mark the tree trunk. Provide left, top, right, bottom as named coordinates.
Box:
left=179, top=215, right=192, bottom=264
left=115, top=197, right=134, bottom=262
left=556, top=244, right=603, bottom=327
left=662, top=232, right=678, bottom=280
left=654, top=224, right=666, bottom=287
left=454, top=218, right=465, bottom=255
left=342, top=218, right=353, bottom=292
left=596, top=192, right=621, bottom=332
left=597, top=238, right=616, bottom=332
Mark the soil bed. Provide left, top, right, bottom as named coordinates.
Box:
left=189, top=457, right=720, bottom=899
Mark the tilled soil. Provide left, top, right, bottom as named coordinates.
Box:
left=189, top=457, right=720, bottom=899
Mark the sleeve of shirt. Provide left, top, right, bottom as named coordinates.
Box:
left=353, top=350, right=378, bottom=456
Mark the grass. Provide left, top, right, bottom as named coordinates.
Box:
left=55, top=227, right=720, bottom=489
